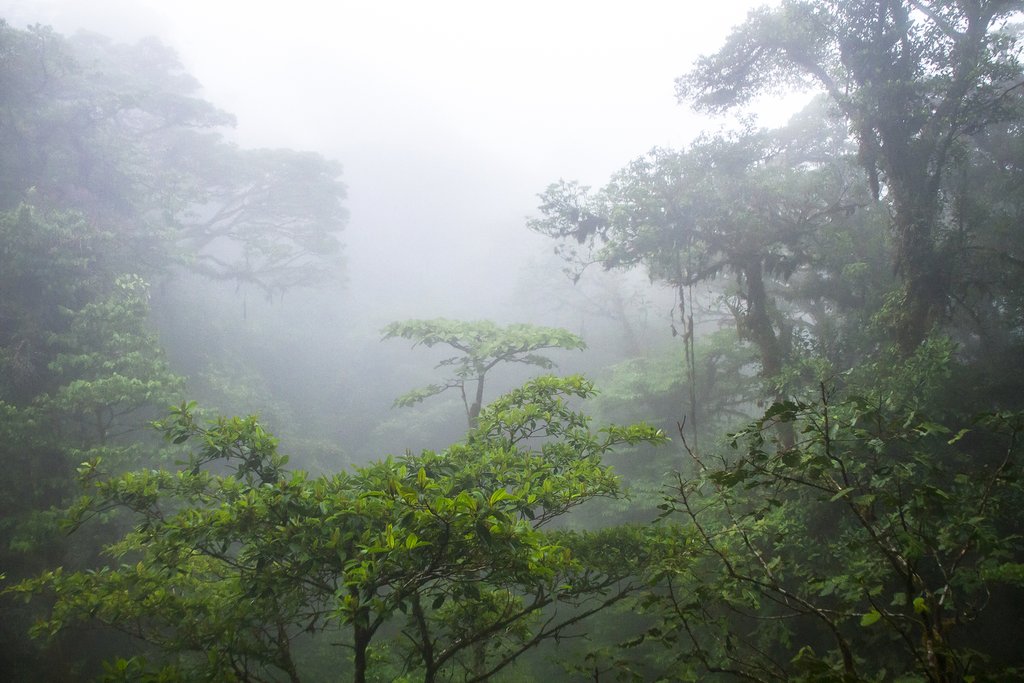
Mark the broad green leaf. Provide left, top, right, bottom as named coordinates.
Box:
left=860, top=609, right=882, bottom=627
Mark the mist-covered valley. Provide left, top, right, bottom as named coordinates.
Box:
left=2, top=2, right=1023, bottom=681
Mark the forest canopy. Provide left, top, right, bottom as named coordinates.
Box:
left=2, top=3, right=1024, bottom=682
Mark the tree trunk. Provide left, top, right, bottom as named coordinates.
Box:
left=467, top=372, right=486, bottom=428
left=889, top=184, right=948, bottom=353
left=352, top=608, right=371, bottom=683
left=739, top=260, right=794, bottom=447
left=410, top=595, right=438, bottom=683
left=276, top=619, right=302, bottom=683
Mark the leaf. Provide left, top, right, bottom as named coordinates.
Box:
left=860, top=609, right=882, bottom=627
left=829, top=488, right=853, bottom=502
left=947, top=428, right=970, bottom=445
left=763, top=400, right=803, bottom=423
left=853, top=493, right=876, bottom=507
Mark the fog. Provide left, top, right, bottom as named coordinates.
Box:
left=0, top=0, right=806, bottom=459
left=3, top=0, right=802, bottom=325
left=6, top=1, right=1024, bottom=680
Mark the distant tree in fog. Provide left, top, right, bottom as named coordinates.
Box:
left=382, top=318, right=586, bottom=426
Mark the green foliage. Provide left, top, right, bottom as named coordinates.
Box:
left=383, top=318, right=586, bottom=425
left=530, top=121, right=879, bottom=394
left=580, top=333, right=768, bottom=522
left=0, top=204, right=115, bottom=402
left=0, top=20, right=346, bottom=293
left=593, top=329, right=764, bottom=428
left=0, top=200, right=185, bottom=678
left=4, top=9, right=1024, bottom=682
left=0, top=207, right=184, bottom=548
left=12, top=376, right=666, bottom=682
left=676, top=0, right=1024, bottom=349
left=647, top=379, right=1024, bottom=681
left=43, top=275, right=184, bottom=443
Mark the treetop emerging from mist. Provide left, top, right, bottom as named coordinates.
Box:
left=382, top=319, right=586, bottom=426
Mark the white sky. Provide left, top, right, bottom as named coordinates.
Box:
left=3, top=0, right=804, bottom=319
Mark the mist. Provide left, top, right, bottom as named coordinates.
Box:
left=4, top=1, right=1022, bottom=681
left=3, top=0, right=799, bottom=327
left=0, top=0, right=804, bottom=460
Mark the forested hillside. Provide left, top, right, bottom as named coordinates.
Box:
left=2, top=2, right=1023, bottom=681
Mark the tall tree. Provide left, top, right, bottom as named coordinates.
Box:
left=530, top=123, right=875, bottom=412
left=0, top=21, right=347, bottom=294
left=677, top=0, right=1024, bottom=350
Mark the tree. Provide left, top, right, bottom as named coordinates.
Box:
left=530, top=122, right=878, bottom=438
left=382, top=319, right=586, bottom=426
left=0, top=204, right=116, bottom=405
left=929, top=117, right=1024, bottom=406
left=676, top=0, right=1024, bottom=350
left=12, top=376, right=666, bottom=682
left=0, top=21, right=347, bottom=294
left=0, top=204, right=185, bottom=680
left=645, top=350, right=1024, bottom=681
left=174, top=146, right=346, bottom=294
left=0, top=204, right=184, bottom=562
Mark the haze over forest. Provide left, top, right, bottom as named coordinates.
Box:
left=3, top=0, right=805, bottom=322
left=1, top=1, right=1023, bottom=681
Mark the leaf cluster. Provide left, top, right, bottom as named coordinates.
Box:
left=648, top=384, right=1024, bottom=681
left=13, top=376, right=667, bottom=682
